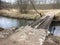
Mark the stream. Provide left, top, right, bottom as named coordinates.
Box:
left=49, top=21, right=60, bottom=37
left=0, top=16, right=60, bottom=37
left=0, top=16, right=31, bottom=29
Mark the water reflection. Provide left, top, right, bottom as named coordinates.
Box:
left=50, top=25, right=60, bottom=36
left=49, top=21, right=60, bottom=37
left=1, top=16, right=60, bottom=37
left=0, top=16, right=28, bottom=29
left=54, top=26, right=60, bottom=36
left=0, top=17, right=20, bottom=29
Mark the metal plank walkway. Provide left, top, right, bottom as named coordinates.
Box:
left=30, top=14, right=54, bottom=29
left=10, top=13, right=54, bottom=45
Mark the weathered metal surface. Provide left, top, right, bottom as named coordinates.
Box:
left=0, top=12, right=54, bottom=45
left=8, top=13, right=54, bottom=45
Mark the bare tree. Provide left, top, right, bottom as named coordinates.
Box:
left=56, top=0, right=60, bottom=8
left=0, top=0, right=2, bottom=9
left=29, top=0, right=42, bottom=17
left=16, top=0, right=29, bottom=13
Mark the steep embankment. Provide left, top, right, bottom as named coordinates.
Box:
left=43, top=35, right=60, bottom=45
left=0, top=9, right=60, bottom=20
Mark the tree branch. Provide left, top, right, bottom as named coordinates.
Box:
left=29, top=0, right=42, bottom=17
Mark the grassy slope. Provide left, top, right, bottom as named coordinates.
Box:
left=0, top=9, right=60, bottom=20
left=0, top=9, right=40, bottom=20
